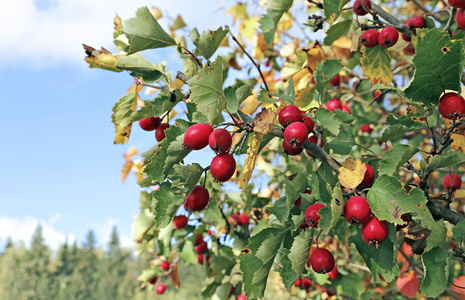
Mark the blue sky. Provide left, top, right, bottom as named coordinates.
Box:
left=0, top=0, right=235, bottom=249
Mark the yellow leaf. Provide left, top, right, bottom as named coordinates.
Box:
left=237, top=107, right=282, bottom=191
left=295, top=86, right=315, bottom=108
left=331, top=36, right=352, bottom=59
left=163, top=110, right=177, bottom=122
left=83, top=45, right=122, bottom=72
left=303, top=41, right=327, bottom=71
left=240, top=90, right=260, bottom=115
left=226, top=3, right=248, bottom=25
left=239, top=17, right=260, bottom=41
left=114, top=124, right=132, bottom=145
left=455, top=189, right=465, bottom=200
left=277, top=12, right=294, bottom=31
left=132, top=159, right=145, bottom=182
left=451, top=134, right=465, bottom=153
left=351, top=28, right=362, bottom=52
left=114, top=14, right=123, bottom=36
left=292, top=69, right=313, bottom=91
left=253, top=33, right=273, bottom=60
left=338, top=158, right=367, bottom=189
left=360, top=45, right=393, bottom=86
left=121, top=160, right=134, bottom=182
left=123, top=146, right=138, bottom=160
left=150, top=7, right=163, bottom=20
left=171, top=15, right=186, bottom=31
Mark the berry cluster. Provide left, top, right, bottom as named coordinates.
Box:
left=139, top=116, right=171, bottom=142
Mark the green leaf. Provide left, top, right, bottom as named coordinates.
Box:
left=329, top=123, right=355, bottom=155
left=240, top=227, right=286, bottom=299
left=259, top=0, right=293, bottom=45
left=280, top=230, right=313, bottom=289
left=123, top=7, right=177, bottom=54
left=361, top=291, right=384, bottom=300
left=334, top=274, right=365, bottom=298
left=323, top=0, right=350, bottom=24
left=151, top=182, right=184, bottom=230
left=427, top=151, right=465, bottom=170
left=111, top=93, right=136, bottom=133
left=225, top=85, right=252, bottom=113
left=378, top=144, right=419, bottom=176
left=381, top=123, right=424, bottom=142
left=131, top=208, right=155, bottom=243
left=360, top=45, right=393, bottom=86
left=349, top=225, right=399, bottom=283
left=324, top=19, right=352, bottom=46
left=187, top=57, right=226, bottom=124
left=453, top=220, right=465, bottom=245
left=190, top=27, right=229, bottom=60
left=116, top=53, right=171, bottom=83
left=311, top=172, right=333, bottom=205
left=420, top=247, right=450, bottom=297
left=313, top=59, right=344, bottom=96
left=258, top=14, right=275, bottom=46
left=319, top=184, right=343, bottom=234
left=404, top=28, right=464, bottom=106
left=314, top=108, right=342, bottom=135
left=148, top=90, right=183, bottom=117
left=172, top=163, right=204, bottom=191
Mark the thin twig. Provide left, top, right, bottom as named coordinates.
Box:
left=444, top=8, right=457, bottom=32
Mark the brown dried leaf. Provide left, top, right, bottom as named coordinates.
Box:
left=338, top=158, right=366, bottom=189
left=170, top=262, right=181, bottom=288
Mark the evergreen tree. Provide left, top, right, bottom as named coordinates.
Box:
left=82, top=230, right=96, bottom=250
left=108, top=225, right=121, bottom=258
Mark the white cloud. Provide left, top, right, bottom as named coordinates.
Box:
left=0, top=215, right=76, bottom=250
left=91, top=218, right=134, bottom=248
left=0, top=0, right=229, bottom=69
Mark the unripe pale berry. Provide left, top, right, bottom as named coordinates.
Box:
left=353, top=0, right=372, bottom=16
left=443, top=173, right=462, bottom=191
left=173, top=215, right=188, bottom=229
left=326, top=98, right=341, bottom=112
left=309, top=248, right=335, bottom=274
left=184, top=185, right=209, bottom=211
left=279, top=105, right=302, bottom=127
left=361, top=29, right=379, bottom=48
left=305, top=203, right=326, bottom=228
left=344, top=196, right=371, bottom=225
left=208, top=128, right=232, bottom=153
left=139, top=117, right=161, bottom=131
left=361, top=216, right=389, bottom=246
left=156, top=283, right=166, bottom=294
left=378, top=26, right=399, bottom=48
left=360, top=124, right=372, bottom=133
left=358, top=163, right=375, bottom=189
left=155, top=123, right=170, bottom=142
left=282, top=140, right=303, bottom=156
left=438, top=92, right=465, bottom=119
left=183, top=123, right=213, bottom=150
left=284, top=122, right=309, bottom=148
left=210, top=153, right=236, bottom=182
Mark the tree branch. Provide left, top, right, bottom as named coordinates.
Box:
left=370, top=3, right=411, bottom=37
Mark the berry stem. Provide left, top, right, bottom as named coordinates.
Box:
left=202, top=167, right=210, bottom=187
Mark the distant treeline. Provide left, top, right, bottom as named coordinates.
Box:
left=0, top=225, right=205, bottom=300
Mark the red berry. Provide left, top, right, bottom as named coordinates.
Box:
left=378, top=26, right=399, bottom=48
left=357, top=164, right=375, bottom=189
left=305, top=203, right=326, bottom=228
left=282, top=140, right=303, bottom=156
left=328, top=265, right=339, bottom=280
left=344, top=196, right=371, bottom=225
left=450, top=0, right=465, bottom=8
left=148, top=276, right=158, bottom=284
left=230, top=212, right=239, bottom=225
left=184, top=185, right=209, bottom=211
left=195, top=240, right=208, bottom=254
left=294, top=279, right=302, bottom=286
left=295, top=190, right=312, bottom=206
left=306, top=135, right=325, bottom=157
left=361, top=216, right=389, bottom=246
left=194, top=233, right=203, bottom=246
left=156, top=283, right=166, bottom=294
left=353, top=0, right=372, bottom=16
left=330, top=74, right=341, bottom=86
left=279, top=105, right=303, bottom=127
left=173, top=215, right=188, bottom=229
left=438, top=92, right=465, bottom=119
left=360, top=124, right=372, bottom=133
left=155, top=123, right=170, bottom=142
left=161, top=261, right=170, bottom=271
left=284, top=122, right=309, bottom=148
left=237, top=294, right=247, bottom=300
left=302, top=278, right=312, bottom=290
left=183, top=123, right=213, bottom=150
left=139, top=117, right=161, bottom=131
left=228, top=286, right=235, bottom=297
left=309, top=248, right=335, bottom=274
left=326, top=98, right=341, bottom=112
left=341, top=105, right=351, bottom=114
left=210, top=153, right=236, bottom=182
left=408, top=16, right=426, bottom=30
left=443, top=173, right=462, bottom=191
left=237, top=214, right=249, bottom=226
left=197, top=254, right=205, bottom=264
left=208, top=128, right=232, bottom=153
left=361, top=29, right=379, bottom=48
left=301, top=111, right=315, bottom=132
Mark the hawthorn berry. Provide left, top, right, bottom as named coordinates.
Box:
left=294, top=190, right=312, bottom=206
left=360, top=29, right=379, bottom=48
left=195, top=240, right=208, bottom=254
left=302, top=278, right=312, bottom=291
left=282, top=140, right=303, bottom=156
left=301, top=111, right=315, bottom=132
left=194, top=233, right=203, bottom=246
left=197, top=254, right=205, bottom=264
left=228, top=286, right=235, bottom=298
left=139, top=117, right=161, bottom=131
left=361, top=216, right=389, bottom=246
left=183, top=123, right=213, bottom=150
left=353, top=0, right=371, bottom=16
left=328, top=265, right=339, bottom=280
left=237, top=294, right=247, bottom=300
left=184, top=185, right=209, bottom=211
left=284, top=121, right=309, bottom=148
left=378, top=26, right=399, bottom=48
left=305, top=203, right=326, bottom=228
left=438, top=92, right=465, bottom=119
left=208, top=128, right=232, bottom=153
left=450, top=0, right=465, bottom=8
left=360, top=124, right=372, bottom=133
left=173, top=215, right=188, bottom=229
left=148, top=276, right=158, bottom=285
left=230, top=212, right=239, bottom=225
left=326, top=98, right=341, bottom=112
left=330, top=74, right=341, bottom=86
left=309, top=248, right=335, bottom=274
left=279, top=105, right=302, bottom=127
left=443, top=173, right=462, bottom=191
left=306, top=135, right=325, bottom=157
left=155, top=123, right=170, bottom=142
left=210, top=153, right=236, bottom=182
left=237, top=214, right=249, bottom=226
left=402, top=16, right=425, bottom=41
left=294, top=279, right=302, bottom=286
left=341, top=105, right=351, bottom=114
left=156, top=283, right=166, bottom=294
left=344, top=196, right=371, bottom=225
left=357, top=163, right=375, bottom=189
left=161, top=261, right=170, bottom=271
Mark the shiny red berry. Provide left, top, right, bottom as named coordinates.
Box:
left=282, top=140, right=303, bottom=156
left=443, top=173, right=462, bottom=191
left=279, top=105, right=303, bottom=127
left=361, top=216, right=389, bottom=246
left=302, top=278, right=312, bottom=291
left=353, top=0, right=372, bottom=16
left=195, top=240, right=208, bottom=254
left=197, top=254, right=205, bottom=264
left=155, top=123, right=170, bottom=142
left=360, top=124, right=372, bottom=133
left=301, top=111, right=315, bottom=132
left=148, top=276, right=158, bottom=285
left=341, top=105, right=351, bottom=114
left=208, top=128, right=232, bottom=153
left=161, top=261, right=170, bottom=271
left=344, top=196, right=371, bottom=225
left=139, top=117, right=161, bottom=131
left=328, top=265, right=339, bottom=280
left=305, top=203, right=325, bottom=228
left=378, top=26, right=399, bottom=48
left=184, top=185, right=209, bottom=211
left=210, top=153, right=236, bottom=182
left=294, top=279, right=302, bottom=286
left=183, top=123, right=213, bottom=150
left=326, top=98, right=341, bottom=112
left=438, top=92, right=465, bottom=119
left=330, top=74, right=341, bottom=86
left=309, top=248, right=335, bottom=274
left=237, top=214, right=249, bottom=226
left=357, top=164, right=375, bottom=189
left=237, top=294, right=247, bottom=300
left=173, top=215, right=188, bottom=229
left=450, top=0, right=465, bottom=8
left=284, top=122, right=309, bottom=148
left=156, top=283, right=166, bottom=294
left=194, top=233, right=203, bottom=246
left=361, top=29, right=379, bottom=48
